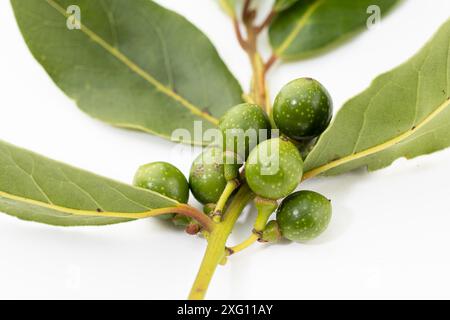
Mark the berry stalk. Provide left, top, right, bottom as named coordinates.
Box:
left=228, top=197, right=278, bottom=255
left=212, top=179, right=240, bottom=222
left=188, top=184, right=255, bottom=300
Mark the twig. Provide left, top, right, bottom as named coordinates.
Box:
left=242, top=0, right=252, bottom=22
left=264, top=53, right=278, bottom=75
left=255, top=10, right=276, bottom=34
left=233, top=18, right=248, bottom=51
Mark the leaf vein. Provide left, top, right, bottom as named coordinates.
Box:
left=4, top=149, right=55, bottom=205
left=45, top=0, right=218, bottom=125
left=104, top=182, right=152, bottom=211
left=275, top=0, right=325, bottom=56
left=57, top=166, right=106, bottom=211
left=352, top=80, right=392, bottom=154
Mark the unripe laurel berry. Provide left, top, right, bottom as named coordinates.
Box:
left=133, top=162, right=189, bottom=220
left=219, top=103, right=271, bottom=160
left=245, top=138, right=303, bottom=200
left=273, top=78, right=333, bottom=140
left=189, top=148, right=228, bottom=205
left=276, top=190, right=332, bottom=242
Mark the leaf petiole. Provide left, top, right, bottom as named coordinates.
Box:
left=70, top=203, right=215, bottom=232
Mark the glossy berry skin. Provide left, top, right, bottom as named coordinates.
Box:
left=245, top=138, right=303, bottom=200
left=273, top=78, right=333, bottom=140
left=219, top=103, right=271, bottom=160
left=276, top=191, right=332, bottom=242
left=133, top=162, right=189, bottom=220
left=189, top=148, right=227, bottom=205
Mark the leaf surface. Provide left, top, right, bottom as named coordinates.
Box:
left=0, top=141, right=177, bottom=226
left=11, top=0, right=243, bottom=144
left=274, top=0, right=300, bottom=12
left=304, top=19, right=450, bottom=178
left=269, top=0, right=398, bottom=60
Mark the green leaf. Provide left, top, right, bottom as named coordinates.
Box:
left=274, top=0, right=300, bottom=12
left=303, top=19, right=450, bottom=179
left=11, top=0, right=243, bottom=145
left=0, top=140, right=178, bottom=226
left=269, top=0, right=399, bottom=60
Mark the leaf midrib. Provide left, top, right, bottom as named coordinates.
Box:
left=0, top=189, right=170, bottom=220
left=275, top=0, right=325, bottom=56
left=45, top=0, right=219, bottom=125
left=303, top=97, right=450, bottom=180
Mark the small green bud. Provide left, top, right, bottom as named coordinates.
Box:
left=172, top=214, right=191, bottom=227
left=203, top=203, right=216, bottom=216
left=260, top=220, right=282, bottom=243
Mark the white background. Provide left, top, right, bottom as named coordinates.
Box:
left=1, top=0, right=450, bottom=299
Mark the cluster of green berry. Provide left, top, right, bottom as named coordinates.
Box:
left=133, top=78, right=333, bottom=243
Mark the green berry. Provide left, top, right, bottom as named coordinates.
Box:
left=276, top=191, right=332, bottom=242
left=273, top=78, right=333, bottom=140
left=189, top=148, right=228, bottom=204
left=245, top=138, right=303, bottom=200
left=219, top=103, right=271, bottom=159
left=133, top=162, right=189, bottom=220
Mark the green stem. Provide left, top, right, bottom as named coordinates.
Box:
left=229, top=197, right=277, bottom=255
left=212, top=179, right=239, bottom=222
left=229, top=233, right=259, bottom=255
left=254, top=197, right=278, bottom=230
left=188, top=184, right=255, bottom=300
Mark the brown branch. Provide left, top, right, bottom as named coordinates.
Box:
left=242, top=0, right=253, bottom=22
left=264, top=53, right=278, bottom=75
left=233, top=18, right=248, bottom=51
left=255, top=11, right=276, bottom=34
left=235, top=0, right=275, bottom=112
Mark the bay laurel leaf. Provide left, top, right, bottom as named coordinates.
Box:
left=274, top=0, right=300, bottom=12
left=304, top=19, right=450, bottom=178
left=269, top=0, right=399, bottom=60
left=11, top=0, right=243, bottom=145
left=0, top=141, right=178, bottom=226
